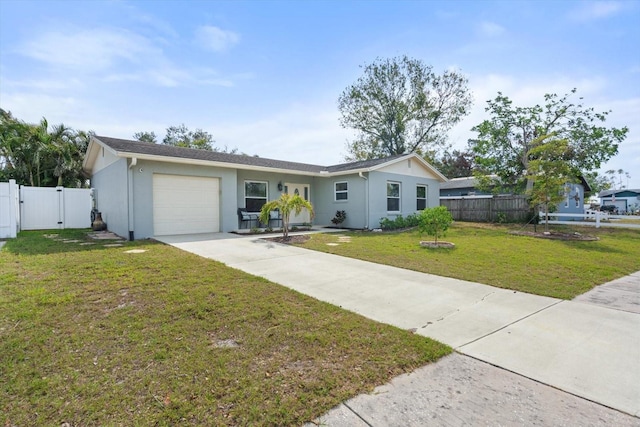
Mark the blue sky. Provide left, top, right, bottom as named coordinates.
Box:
left=1, top=0, right=638, bottom=189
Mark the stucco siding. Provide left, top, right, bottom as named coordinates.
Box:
left=131, top=160, right=237, bottom=238
left=368, top=171, right=440, bottom=228
left=91, top=158, right=129, bottom=238
left=235, top=170, right=314, bottom=213
left=314, top=175, right=368, bottom=228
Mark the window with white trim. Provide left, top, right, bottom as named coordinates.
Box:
left=335, top=181, right=348, bottom=201
left=416, top=185, right=427, bottom=210
left=387, top=182, right=401, bottom=212
left=245, top=181, right=267, bottom=212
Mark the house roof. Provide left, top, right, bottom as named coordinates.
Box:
left=599, top=189, right=640, bottom=197
left=84, top=136, right=447, bottom=181
left=440, top=176, right=480, bottom=190
left=90, top=136, right=326, bottom=173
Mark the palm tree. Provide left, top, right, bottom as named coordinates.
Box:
left=259, top=193, right=314, bottom=239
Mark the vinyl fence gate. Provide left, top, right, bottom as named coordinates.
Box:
left=19, top=186, right=93, bottom=231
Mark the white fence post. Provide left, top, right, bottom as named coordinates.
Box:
left=0, top=180, right=19, bottom=238
left=596, top=211, right=601, bottom=228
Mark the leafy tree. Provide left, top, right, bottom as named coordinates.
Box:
left=525, top=136, right=574, bottom=231
left=338, top=55, right=473, bottom=161
left=133, top=131, right=157, bottom=143
left=583, top=171, right=612, bottom=197
left=469, top=89, right=628, bottom=193
left=434, top=149, right=475, bottom=178
left=259, top=193, right=314, bottom=239
left=0, top=109, right=89, bottom=187
left=163, top=124, right=214, bottom=150
left=418, top=206, right=453, bottom=243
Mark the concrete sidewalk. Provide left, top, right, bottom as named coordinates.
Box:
left=156, top=232, right=640, bottom=422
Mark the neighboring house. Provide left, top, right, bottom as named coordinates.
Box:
left=82, top=136, right=447, bottom=239
left=556, top=178, right=591, bottom=220
left=599, top=189, right=640, bottom=214
left=439, top=176, right=493, bottom=197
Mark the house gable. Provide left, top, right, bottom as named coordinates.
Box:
left=375, top=156, right=444, bottom=180
left=83, top=139, right=120, bottom=175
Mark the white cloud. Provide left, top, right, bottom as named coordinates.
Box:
left=21, top=28, right=159, bottom=71
left=214, top=103, right=352, bottom=165
left=195, top=26, right=240, bottom=52
left=0, top=92, right=81, bottom=124
left=15, top=26, right=240, bottom=89
left=0, top=77, right=85, bottom=92
left=569, top=1, right=625, bottom=22
left=478, top=21, right=506, bottom=37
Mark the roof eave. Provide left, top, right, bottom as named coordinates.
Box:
left=107, top=150, right=321, bottom=176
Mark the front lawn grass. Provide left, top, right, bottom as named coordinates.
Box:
left=299, top=223, right=640, bottom=299
left=0, top=230, right=450, bottom=426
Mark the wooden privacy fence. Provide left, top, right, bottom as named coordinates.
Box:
left=440, top=195, right=532, bottom=223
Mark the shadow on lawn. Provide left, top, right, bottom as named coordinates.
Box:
left=1, top=229, right=154, bottom=256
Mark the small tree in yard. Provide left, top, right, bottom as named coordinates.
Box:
left=526, top=136, right=574, bottom=232
left=418, top=206, right=453, bottom=243
left=260, top=193, right=314, bottom=239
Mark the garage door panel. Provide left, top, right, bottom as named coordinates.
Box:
left=153, top=174, right=219, bottom=235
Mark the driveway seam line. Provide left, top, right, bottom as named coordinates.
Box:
left=455, top=352, right=639, bottom=419
left=342, top=402, right=374, bottom=427
left=456, top=299, right=564, bottom=350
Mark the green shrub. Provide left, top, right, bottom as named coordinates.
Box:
left=379, top=213, right=420, bottom=230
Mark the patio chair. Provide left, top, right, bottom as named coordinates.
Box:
left=268, top=210, right=282, bottom=228
left=237, top=208, right=256, bottom=229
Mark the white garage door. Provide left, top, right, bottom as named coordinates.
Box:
left=153, top=174, right=220, bottom=236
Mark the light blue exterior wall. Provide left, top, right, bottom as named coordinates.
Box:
left=368, top=171, right=440, bottom=228
left=557, top=183, right=585, bottom=221
left=91, top=158, right=129, bottom=238
left=314, top=174, right=368, bottom=228
left=235, top=169, right=314, bottom=211
left=131, top=159, right=238, bottom=238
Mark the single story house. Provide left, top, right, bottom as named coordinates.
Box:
left=82, top=136, right=447, bottom=240
left=599, top=189, right=640, bottom=214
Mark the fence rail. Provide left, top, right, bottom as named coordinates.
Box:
left=540, top=212, right=640, bottom=229
left=440, top=195, right=531, bottom=222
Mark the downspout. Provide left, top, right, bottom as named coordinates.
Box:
left=359, top=171, right=369, bottom=229
left=127, top=158, right=137, bottom=240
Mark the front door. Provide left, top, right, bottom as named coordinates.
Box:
left=284, top=183, right=311, bottom=224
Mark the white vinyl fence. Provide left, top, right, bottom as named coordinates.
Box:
left=540, top=211, right=640, bottom=229
left=0, top=182, right=93, bottom=238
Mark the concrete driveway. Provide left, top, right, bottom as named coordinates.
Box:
left=156, top=232, right=640, bottom=422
